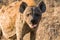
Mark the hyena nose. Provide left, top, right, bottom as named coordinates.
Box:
left=31, top=19, right=37, bottom=25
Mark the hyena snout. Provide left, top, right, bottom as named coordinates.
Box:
left=30, top=7, right=41, bottom=25
left=31, top=19, right=37, bottom=25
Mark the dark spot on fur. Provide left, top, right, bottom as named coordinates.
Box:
left=2, top=10, right=5, bottom=13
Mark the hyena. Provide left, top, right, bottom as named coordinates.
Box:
left=15, top=0, right=46, bottom=40
left=0, top=0, right=46, bottom=40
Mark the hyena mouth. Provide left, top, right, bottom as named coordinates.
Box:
left=30, top=20, right=38, bottom=28
left=31, top=24, right=37, bottom=28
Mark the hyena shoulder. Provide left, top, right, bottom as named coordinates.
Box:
left=0, top=1, right=23, bottom=38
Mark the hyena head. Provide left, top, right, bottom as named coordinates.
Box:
left=19, top=0, right=46, bottom=28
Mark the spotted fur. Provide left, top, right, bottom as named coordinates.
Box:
left=0, top=0, right=46, bottom=40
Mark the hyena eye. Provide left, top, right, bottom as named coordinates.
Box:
left=27, top=13, right=32, bottom=17
left=27, top=14, right=29, bottom=16
left=19, top=2, right=27, bottom=13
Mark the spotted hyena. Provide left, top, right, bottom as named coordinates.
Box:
left=0, top=0, right=46, bottom=40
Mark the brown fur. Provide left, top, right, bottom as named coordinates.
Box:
left=0, top=1, right=22, bottom=39
left=0, top=0, right=46, bottom=40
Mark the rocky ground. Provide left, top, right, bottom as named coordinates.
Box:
left=0, top=0, right=60, bottom=40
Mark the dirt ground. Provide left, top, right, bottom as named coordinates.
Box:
left=0, top=0, right=60, bottom=40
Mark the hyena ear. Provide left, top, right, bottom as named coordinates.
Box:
left=19, top=2, right=27, bottom=13
left=38, top=1, right=46, bottom=13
